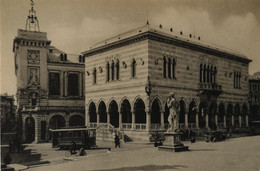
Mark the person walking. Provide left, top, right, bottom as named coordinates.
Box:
left=114, top=135, right=120, bottom=148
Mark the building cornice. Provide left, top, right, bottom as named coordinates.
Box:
left=83, top=31, right=252, bottom=64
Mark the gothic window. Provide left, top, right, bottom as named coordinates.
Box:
left=106, top=62, right=110, bottom=82
left=116, top=60, right=120, bottom=80
left=172, top=58, right=176, bottom=79
left=163, top=57, right=167, bottom=78
left=168, top=58, right=171, bottom=78
left=213, top=67, right=217, bottom=83
left=203, top=65, right=206, bottom=83
left=49, top=72, right=60, bottom=95
left=92, top=68, right=97, bottom=84
left=68, top=73, right=79, bottom=96
left=210, top=66, right=213, bottom=83
left=200, top=64, right=203, bottom=82
left=111, top=61, right=114, bottom=81
left=234, top=71, right=241, bottom=89
left=131, top=59, right=136, bottom=78
left=206, top=65, right=210, bottom=83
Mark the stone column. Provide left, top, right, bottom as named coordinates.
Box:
left=22, top=117, right=26, bottom=142
left=206, top=113, right=209, bottom=128
left=239, top=115, right=242, bottom=127
left=146, top=110, right=151, bottom=131
left=185, top=113, right=188, bottom=128
left=97, top=113, right=100, bottom=125
left=215, top=114, right=218, bottom=128
left=160, top=112, right=164, bottom=129
left=107, top=112, right=110, bottom=124
left=119, top=112, right=122, bottom=130
left=195, top=113, right=199, bottom=128
left=170, top=59, right=174, bottom=79
left=165, top=61, right=168, bottom=79
left=231, top=115, right=234, bottom=127
left=86, top=110, right=90, bottom=127
left=132, top=112, right=135, bottom=130
left=223, top=115, right=226, bottom=128
left=246, top=115, right=249, bottom=127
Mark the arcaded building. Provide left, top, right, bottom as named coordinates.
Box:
left=83, top=24, right=251, bottom=141
left=249, top=72, right=260, bottom=122
left=13, top=3, right=85, bottom=142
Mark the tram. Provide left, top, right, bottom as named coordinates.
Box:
left=49, top=127, right=96, bottom=149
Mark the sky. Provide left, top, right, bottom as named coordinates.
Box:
left=1, top=0, right=260, bottom=96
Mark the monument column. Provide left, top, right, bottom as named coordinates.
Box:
left=107, top=112, right=110, bottom=124
left=231, top=115, right=234, bottom=127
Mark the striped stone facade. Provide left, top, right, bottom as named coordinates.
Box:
left=83, top=25, right=251, bottom=141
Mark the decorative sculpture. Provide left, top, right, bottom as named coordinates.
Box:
left=167, top=92, right=179, bottom=132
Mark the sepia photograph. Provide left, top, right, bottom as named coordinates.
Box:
left=1, top=0, right=260, bottom=170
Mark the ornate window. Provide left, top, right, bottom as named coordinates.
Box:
left=234, top=71, right=241, bottom=89
left=49, top=72, right=60, bottom=95
left=131, top=59, right=136, bottom=78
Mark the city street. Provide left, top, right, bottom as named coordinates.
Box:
left=25, top=136, right=260, bottom=171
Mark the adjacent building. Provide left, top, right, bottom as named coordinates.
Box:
left=0, top=95, right=16, bottom=133
left=82, top=24, right=251, bottom=141
left=13, top=2, right=85, bottom=142
left=249, top=72, right=260, bottom=122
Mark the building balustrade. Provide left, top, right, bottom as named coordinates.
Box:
left=198, top=83, right=222, bottom=91
left=21, top=105, right=85, bottom=112
left=135, top=124, right=146, bottom=130
left=150, top=123, right=161, bottom=130
left=122, top=123, right=132, bottom=130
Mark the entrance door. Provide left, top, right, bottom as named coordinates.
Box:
left=25, top=117, right=35, bottom=142
left=109, top=100, right=119, bottom=128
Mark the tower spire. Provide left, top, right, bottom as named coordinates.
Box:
left=26, top=0, right=40, bottom=31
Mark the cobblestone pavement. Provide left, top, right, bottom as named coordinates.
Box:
left=26, top=136, right=260, bottom=171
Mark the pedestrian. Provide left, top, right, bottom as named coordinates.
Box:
left=79, top=147, right=86, bottom=156
left=4, top=153, right=12, bottom=164
left=190, top=130, right=196, bottom=143
left=114, top=135, right=120, bottom=148
left=71, top=141, right=77, bottom=154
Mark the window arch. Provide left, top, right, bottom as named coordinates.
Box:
left=131, top=59, right=136, bottom=78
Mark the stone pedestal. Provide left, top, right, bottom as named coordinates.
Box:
left=158, top=132, right=189, bottom=152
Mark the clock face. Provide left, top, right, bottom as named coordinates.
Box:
left=28, top=50, right=40, bottom=64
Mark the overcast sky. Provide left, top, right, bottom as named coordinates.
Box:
left=1, top=0, right=260, bottom=96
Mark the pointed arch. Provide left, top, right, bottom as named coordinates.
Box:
left=151, top=96, right=163, bottom=111
left=226, top=103, right=233, bottom=127
left=89, top=102, right=97, bottom=122
left=188, top=100, right=196, bottom=123
left=109, top=100, right=119, bottom=127
left=151, top=98, right=161, bottom=124
left=25, top=117, right=35, bottom=142
left=179, top=99, right=186, bottom=124
left=234, top=103, right=240, bottom=127
left=218, top=103, right=225, bottom=123
left=199, top=102, right=206, bottom=128
left=98, top=101, right=107, bottom=123
left=121, top=99, right=132, bottom=123
left=134, top=98, right=146, bottom=123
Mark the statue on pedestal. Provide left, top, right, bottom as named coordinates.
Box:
left=167, top=92, right=179, bottom=132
